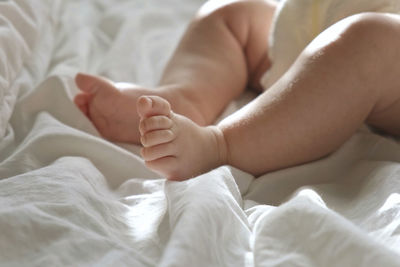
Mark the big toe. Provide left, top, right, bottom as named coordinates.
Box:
left=75, top=72, right=115, bottom=94
left=137, top=96, right=171, bottom=119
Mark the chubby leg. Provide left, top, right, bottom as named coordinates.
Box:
left=74, top=0, right=276, bottom=143
left=141, top=13, right=400, bottom=179
left=220, top=13, right=400, bottom=175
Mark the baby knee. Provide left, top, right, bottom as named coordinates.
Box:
left=307, top=13, right=399, bottom=62
left=342, top=13, right=397, bottom=42
left=329, top=13, right=398, bottom=51
left=193, top=0, right=254, bottom=47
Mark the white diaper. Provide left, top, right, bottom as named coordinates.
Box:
left=260, top=0, right=400, bottom=90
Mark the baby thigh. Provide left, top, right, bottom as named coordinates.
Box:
left=306, top=12, right=400, bottom=136
left=352, top=13, right=400, bottom=135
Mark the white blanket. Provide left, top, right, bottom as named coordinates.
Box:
left=1, top=0, right=400, bottom=266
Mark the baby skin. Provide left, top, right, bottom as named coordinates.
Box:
left=75, top=74, right=227, bottom=180
left=74, top=74, right=205, bottom=144
left=137, top=96, right=227, bottom=180
left=75, top=0, right=400, bottom=180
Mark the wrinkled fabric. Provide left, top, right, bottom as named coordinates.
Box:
left=0, top=0, right=400, bottom=266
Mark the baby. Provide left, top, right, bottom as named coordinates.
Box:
left=74, top=0, right=400, bottom=180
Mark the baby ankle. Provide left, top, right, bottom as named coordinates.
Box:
left=207, top=126, right=229, bottom=167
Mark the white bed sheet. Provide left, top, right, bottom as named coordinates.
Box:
left=0, top=0, right=400, bottom=266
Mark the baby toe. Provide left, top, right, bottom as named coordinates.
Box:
left=75, top=73, right=109, bottom=94
left=139, top=115, right=173, bottom=135
left=137, top=95, right=171, bottom=119
left=141, top=142, right=176, bottom=161
left=141, top=129, right=175, bottom=147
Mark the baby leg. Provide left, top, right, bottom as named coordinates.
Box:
left=220, top=13, right=400, bottom=175
left=74, top=0, right=276, bottom=144
left=157, top=0, right=277, bottom=123
left=141, top=13, right=400, bottom=180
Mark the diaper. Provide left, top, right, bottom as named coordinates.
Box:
left=260, top=0, right=400, bottom=90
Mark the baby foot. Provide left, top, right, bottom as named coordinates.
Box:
left=74, top=73, right=154, bottom=143
left=137, top=95, right=227, bottom=180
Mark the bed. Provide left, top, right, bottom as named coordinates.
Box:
left=1, top=0, right=400, bottom=266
